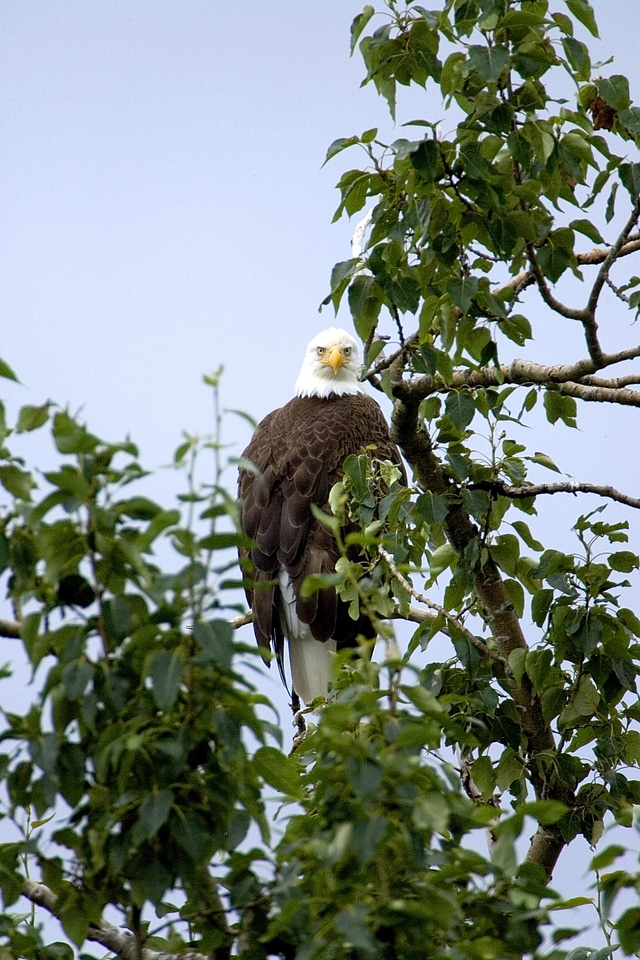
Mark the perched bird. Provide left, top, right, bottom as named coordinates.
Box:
left=238, top=327, right=405, bottom=705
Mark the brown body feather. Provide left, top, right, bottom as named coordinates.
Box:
left=238, top=392, right=405, bottom=699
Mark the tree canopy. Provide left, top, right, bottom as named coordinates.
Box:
left=1, top=1, right=640, bottom=958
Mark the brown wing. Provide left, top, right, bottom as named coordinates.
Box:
left=238, top=393, right=405, bottom=662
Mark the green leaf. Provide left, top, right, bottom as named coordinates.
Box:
left=350, top=5, right=375, bottom=55
left=619, top=162, right=640, bottom=199
left=199, top=531, right=249, bottom=550
left=543, top=391, right=577, bottom=427
left=17, top=403, right=50, bottom=433
left=562, top=37, right=591, bottom=81
left=324, top=135, right=360, bottom=165
left=619, top=106, right=640, bottom=136
left=565, top=0, right=599, bottom=38
left=415, top=491, right=449, bottom=525
left=528, top=451, right=561, bottom=473
left=572, top=675, right=600, bottom=716
left=193, top=620, right=233, bottom=671
left=531, top=589, right=554, bottom=627
left=53, top=411, right=98, bottom=454
left=62, top=660, right=93, bottom=699
left=618, top=907, right=640, bottom=956
left=444, top=392, right=475, bottom=432
left=253, top=746, right=302, bottom=798
left=0, top=465, right=36, bottom=500
left=138, top=789, right=174, bottom=839
left=609, top=550, right=638, bottom=572
left=468, top=44, right=509, bottom=82
left=590, top=844, right=626, bottom=871
left=0, top=357, right=19, bottom=382
left=499, top=313, right=532, bottom=346
left=596, top=75, right=630, bottom=112
left=429, top=543, right=457, bottom=579
left=470, top=755, right=495, bottom=798
left=569, top=219, right=604, bottom=244
left=147, top=649, right=184, bottom=712
left=523, top=800, right=568, bottom=825
left=446, top=276, right=479, bottom=314
left=511, top=521, right=544, bottom=552
left=536, top=232, right=575, bottom=283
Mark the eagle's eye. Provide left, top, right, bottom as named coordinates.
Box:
left=316, top=347, right=325, bottom=356
left=343, top=346, right=352, bottom=356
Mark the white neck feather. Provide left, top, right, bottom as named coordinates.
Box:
left=294, top=327, right=364, bottom=399
left=294, top=372, right=362, bottom=399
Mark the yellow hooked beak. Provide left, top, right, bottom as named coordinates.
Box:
left=322, top=344, right=348, bottom=375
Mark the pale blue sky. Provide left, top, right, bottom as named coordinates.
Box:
left=2, top=1, right=639, bottom=467
left=2, top=2, right=640, bottom=943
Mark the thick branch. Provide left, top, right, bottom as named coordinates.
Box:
left=390, top=347, right=640, bottom=406
left=390, top=387, right=572, bottom=880
left=23, top=880, right=215, bottom=960
left=0, top=617, right=20, bottom=639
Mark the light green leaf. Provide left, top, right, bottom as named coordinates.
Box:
left=253, top=746, right=302, bottom=798
left=350, top=5, right=375, bottom=55
left=528, top=451, right=561, bottom=473
left=17, top=403, right=50, bottom=433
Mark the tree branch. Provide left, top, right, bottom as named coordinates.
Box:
left=0, top=617, right=20, bottom=639
left=587, top=195, right=640, bottom=319
left=390, top=347, right=640, bottom=406
left=22, top=880, right=215, bottom=960
left=379, top=546, right=507, bottom=666
left=469, top=479, right=640, bottom=510
left=389, top=384, right=573, bottom=880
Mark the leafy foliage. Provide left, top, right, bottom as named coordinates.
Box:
left=2, top=1, right=640, bottom=958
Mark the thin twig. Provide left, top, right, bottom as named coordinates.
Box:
left=378, top=546, right=507, bottom=666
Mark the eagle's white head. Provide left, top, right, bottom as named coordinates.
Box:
left=294, top=327, right=364, bottom=399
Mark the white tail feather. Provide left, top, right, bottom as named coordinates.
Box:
left=289, top=634, right=337, bottom=705
left=278, top=569, right=336, bottom=704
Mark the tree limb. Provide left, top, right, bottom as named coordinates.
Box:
left=0, top=617, right=20, bottom=639
left=22, top=880, right=215, bottom=960
left=469, top=479, right=640, bottom=510
left=389, top=382, right=572, bottom=880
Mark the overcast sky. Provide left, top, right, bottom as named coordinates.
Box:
left=2, top=1, right=640, bottom=942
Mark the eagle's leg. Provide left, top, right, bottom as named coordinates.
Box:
left=289, top=689, right=307, bottom=754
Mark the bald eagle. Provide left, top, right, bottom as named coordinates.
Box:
left=238, top=328, right=405, bottom=705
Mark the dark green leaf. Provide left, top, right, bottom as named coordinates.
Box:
left=0, top=357, right=19, bottom=382
left=619, top=162, right=640, bottom=199
left=468, top=44, right=509, bottom=82
left=193, top=620, right=233, bottom=671
left=565, top=0, right=599, bottom=38
left=444, top=392, right=475, bottom=431
left=147, top=649, right=184, bottom=712
left=138, top=789, right=174, bottom=839
left=446, top=276, right=479, bottom=314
